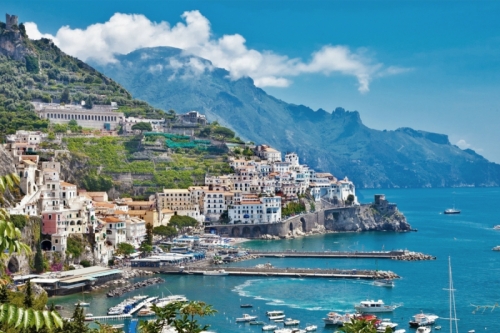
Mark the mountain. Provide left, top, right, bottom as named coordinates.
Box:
left=90, top=46, right=500, bottom=188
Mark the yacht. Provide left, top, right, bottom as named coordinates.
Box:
left=323, top=312, right=353, bottom=325
left=266, top=310, right=285, bottom=316
left=75, top=301, right=90, bottom=307
left=492, top=246, right=500, bottom=251
left=354, top=299, right=402, bottom=313
left=269, top=313, right=286, bottom=320
left=493, top=225, right=500, bottom=230
left=137, top=308, right=156, bottom=317
left=203, top=269, right=229, bottom=276
left=409, top=313, right=439, bottom=327
left=416, top=327, right=431, bottom=333
left=235, top=314, right=257, bottom=322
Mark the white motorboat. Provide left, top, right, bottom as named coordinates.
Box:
left=305, top=324, right=317, bottom=331
left=444, top=208, right=460, bottom=214
left=269, top=314, right=286, bottom=320
left=416, top=327, right=431, bottom=333
left=492, top=246, right=500, bottom=251
left=84, top=313, right=93, bottom=318
left=323, top=312, right=354, bottom=325
left=376, top=318, right=398, bottom=332
left=107, top=309, right=123, bottom=315
left=262, top=324, right=277, bottom=331
left=373, top=279, right=395, bottom=287
left=283, top=318, right=300, bottom=326
left=75, top=301, right=90, bottom=307
left=493, top=225, right=500, bottom=230
left=236, top=314, right=257, bottom=322
left=203, top=269, right=229, bottom=276
left=155, top=295, right=188, bottom=307
left=354, top=299, right=402, bottom=313
left=266, top=310, right=285, bottom=316
left=409, top=313, right=439, bottom=327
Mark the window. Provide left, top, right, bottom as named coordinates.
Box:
left=55, top=239, right=58, bottom=243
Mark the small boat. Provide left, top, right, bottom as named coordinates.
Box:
left=416, top=327, right=431, bottom=333
left=203, top=269, right=229, bottom=276
left=493, top=225, right=500, bottom=230
left=373, top=279, right=395, bottom=287
left=240, top=304, right=253, bottom=308
left=111, top=324, right=124, bottom=329
left=377, top=318, right=398, bottom=332
left=284, top=318, right=300, bottom=326
left=493, top=246, right=500, bottom=251
left=269, top=314, right=286, bottom=320
left=75, top=302, right=90, bottom=307
left=249, top=320, right=265, bottom=325
left=444, top=208, right=460, bottom=214
left=305, top=324, right=317, bottom=332
left=262, top=324, right=278, bottom=331
left=409, top=313, right=439, bottom=327
left=137, top=307, right=156, bottom=317
left=354, top=299, right=402, bottom=313
left=323, top=312, right=353, bottom=326
left=236, top=314, right=258, bottom=322
left=435, top=326, right=442, bottom=330
left=85, top=313, right=93, bottom=318
left=266, top=310, right=285, bottom=316
left=274, top=319, right=284, bottom=323
left=54, top=305, right=64, bottom=310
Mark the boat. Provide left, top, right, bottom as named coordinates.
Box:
left=235, top=314, right=258, bottom=322
left=354, top=299, right=402, bottom=313
left=415, top=327, right=431, bottom=333
left=262, top=324, right=277, bottom=331
left=111, top=324, right=124, bottom=329
left=373, top=279, right=395, bottom=287
left=84, top=313, right=93, bottom=318
left=283, top=318, right=300, bottom=326
left=240, top=304, right=253, bottom=308
left=444, top=208, right=461, bottom=214
left=408, top=313, right=439, bottom=327
left=323, top=312, right=354, bottom=325
left=155, top=295, right=188, bottom=307
left=266, top=310, right=285, bottom=316
left=492, top=246, right=500, bottom=251
left=249, top=320, right=265, bottom=325
left=137, top=308, right=156, bottom=317
left=376, top=318, right=398, bottom=332
left=305, top=324, right=317, bottom=331
left=274, top=319, right=284, bottom=323
left=75, top=301, right=90, bottom=307
left=203, top=269, right=229, bottom=276
left=493, top=225, right=500, bottom=230
left=435, top=326, right=442, bottom=330
left=269, top=314, right=286, bottom=320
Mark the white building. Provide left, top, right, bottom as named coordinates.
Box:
left=126, top=217, right=146, bottom=247
left=121, top=117, right=166, bottom=133
left=228, top=195, right=281, bottom=224
left=103, top=217, right=127, bottom=249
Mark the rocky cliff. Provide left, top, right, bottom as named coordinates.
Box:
left=324, top=205, right=411, bottom=232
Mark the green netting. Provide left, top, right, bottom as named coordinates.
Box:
left=144, top=132, right=190, bottom=140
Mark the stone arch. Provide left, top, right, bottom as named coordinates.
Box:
left=242, top=226, right=251, bottom=238
left=300, top=217, right=306, bottom=232
left=252, top=226, right=262, bottom=238
left=70, top=221, right=75, bottom=225
left=41, top=240, right=52, bottom=251
left=7, top=256, right=19, bottom=273
left=231, top=227, right=240, bottom=237
left=76, top=220, right=82, bottom=225
left=289, top=223, right=294, bottom=232
left=220, top=227, right=229, bottom=236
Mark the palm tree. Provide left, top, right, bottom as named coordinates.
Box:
left=0, top=173, right=64, bottom=331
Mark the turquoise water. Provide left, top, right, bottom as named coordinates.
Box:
left=53, top=188, right=500, bottom=332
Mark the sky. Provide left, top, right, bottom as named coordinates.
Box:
left=4, top=0, right=500, bottom=162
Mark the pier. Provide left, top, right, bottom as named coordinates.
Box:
left=128, top=296, right=158, bottom=315
left=246, top=250, right=405, bottom=259
left=83, top=314, right=132, bottom=321
left=136, top=266, right=399, bottom=280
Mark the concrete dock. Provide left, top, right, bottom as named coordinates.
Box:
left=137, top=266, right=399, bottom=280
left=245, top=250, right=405, bottom=259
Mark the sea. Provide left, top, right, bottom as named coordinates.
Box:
left=53, top=188, right=500, bottom=332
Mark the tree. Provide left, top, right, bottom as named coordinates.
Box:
left=34, top=240, right=44, bottom=273
left=0, top=285, right=8, bottom=303
left=131, top=122, right=153, bottom=132
left=61, top=88, right=71, bottom=104
left=153, top=225, right=178, bottom=239
left=116, top=242, right=135, bottom=256
left=339, top=318, right=392, bottom=333
left=212, top=126, right=235, bottom=141
left=68, top=119, right=78, bottom=127
left=169, top=215, right=198, bottom=230
left=23, top=280, right=33, bottom=308
left=84, top=95, right=93, bottom=109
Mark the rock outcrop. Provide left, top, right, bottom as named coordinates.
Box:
left=325, top=205, right=411, bottom=232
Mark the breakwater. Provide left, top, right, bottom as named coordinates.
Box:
left=133, top=266, right=399, bottom=280
left=106, top=277, right=164, bottom=297
left=245, top=250, right=436, bottom=261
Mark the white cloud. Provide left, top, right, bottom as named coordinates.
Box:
left=456, top=139, right=471, bottom=150
left=25, top=11, right=408, bottom=92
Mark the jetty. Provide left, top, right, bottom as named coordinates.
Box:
left=137, top=266, right=399, bottom=280
left=128, top=296, right=158, bottom=315
left=83, top=314, right=132, bottom=321
left=244, top=249, right=435, bottom=260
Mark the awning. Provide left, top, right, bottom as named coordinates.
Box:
left=88, top=269, right=122, bottom=278
left=59, top=282, right=87, bottom=289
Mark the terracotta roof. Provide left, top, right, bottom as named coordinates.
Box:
left=94, top=202, right=115, bottom=208
left=125, top=201, right=154, bottom=206
left=23, top=160, right=36, bottom=165
left=161, top=209, right=174, bottom=214
left=60, top=181, right=76, bottom=187
left=127, top=210, right=147, bottom=215
left=102, top=217, right=121, bottom=223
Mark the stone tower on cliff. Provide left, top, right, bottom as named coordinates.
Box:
left=5, top=13, right=18, bottom=30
